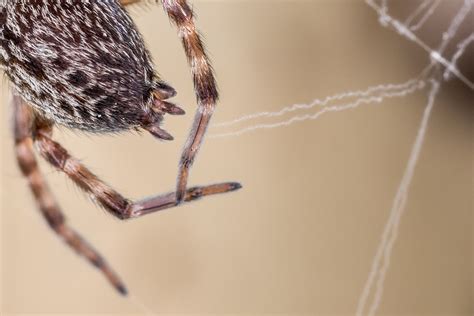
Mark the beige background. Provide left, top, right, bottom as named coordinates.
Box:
left=0, top=1, right=472, bottom=315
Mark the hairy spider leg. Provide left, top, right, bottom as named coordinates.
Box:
left=15, top=95, right=240, bottom=294
left=160, top=0, right=220, bottom=203
left=12, top=94, right=128, bottom=295
left=120, top=0, right=237, bottom=205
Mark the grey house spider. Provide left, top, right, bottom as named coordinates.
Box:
left=0, top=0, right=241, bottom=295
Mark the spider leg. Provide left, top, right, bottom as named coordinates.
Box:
left=33, top=126, right=240, bottom=220
left=14, top=95, right=239, bottom=295
left=120, top=0, right=240, bottom=205
left=20, top=101, right=239, bottom=221
left=128, top=182, right=241, bottom=218
left=160, top=0, right=222, bottom=203
left=12, top=94, right=128, bottom=296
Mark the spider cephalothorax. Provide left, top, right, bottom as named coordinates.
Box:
left=1, top=0, right=240, bottom=295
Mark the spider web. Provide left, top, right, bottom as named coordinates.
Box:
left=1, top=0, right=470, bottom=314
left=198, top=1, right=472, bottom=315
left=209, top=1, right=473, bottom=139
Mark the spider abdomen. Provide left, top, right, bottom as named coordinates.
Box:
left=1, top=0, right=164, bottom=133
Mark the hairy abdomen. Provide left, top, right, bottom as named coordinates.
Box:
left=1, top=0, right=158, bottom=133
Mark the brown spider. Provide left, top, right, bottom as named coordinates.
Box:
left=0, top=0, right=241, bottom=295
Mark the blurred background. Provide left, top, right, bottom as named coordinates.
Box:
left=1, top=1, right=472, bottom=315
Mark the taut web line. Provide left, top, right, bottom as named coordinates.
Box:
left=357, top=0, right=472, bottom=315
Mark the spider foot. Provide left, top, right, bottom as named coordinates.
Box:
left=116, top=284, right=128, bottom=296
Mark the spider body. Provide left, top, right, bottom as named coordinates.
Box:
left=1, top=0, right=240, bottom=295
left=1, top=0, right=177, bottom=136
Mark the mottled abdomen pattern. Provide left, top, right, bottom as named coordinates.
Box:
left=0, top=0, right=168, bottom=132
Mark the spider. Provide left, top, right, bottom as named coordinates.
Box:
left=0, top=0, right=241, bottom=295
